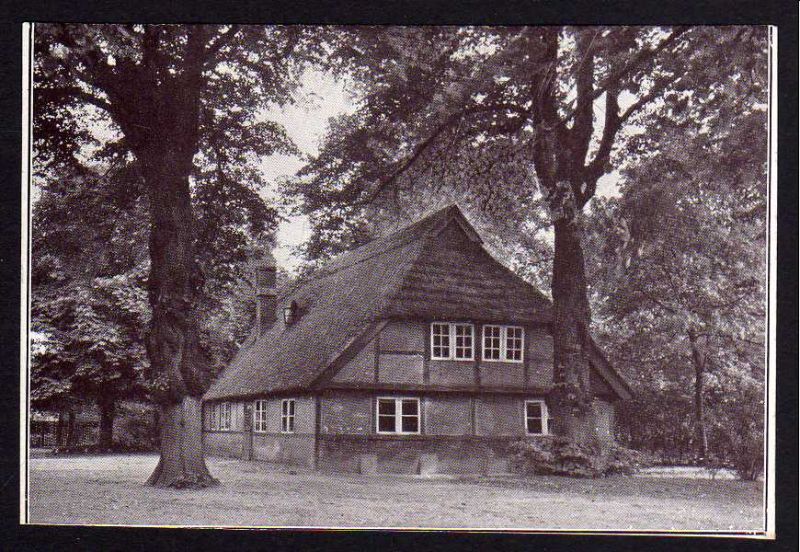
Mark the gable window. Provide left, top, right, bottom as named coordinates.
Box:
left=254, top=399, right=268, bottom=433
left=376, top=397, right=420, bottom=434
left=218, top=402, right=232, bottom=431
left=281, top=399, right=296, bottom=433
left=431, top=322, right=474, bottom=360
left=525, top=400, right=549, bottom=435
left=483, top=325, right=525, bottom=363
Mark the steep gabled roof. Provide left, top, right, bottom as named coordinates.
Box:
left=205, top=205, right=622, bottom=401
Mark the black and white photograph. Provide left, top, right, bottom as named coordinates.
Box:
left=21, top=22, right=776, bottom=535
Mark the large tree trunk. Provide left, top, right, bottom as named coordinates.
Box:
left=131, top=28, right=217, bottom=488
left=97, top=398, right=116, bottom=450
left=146, top=396, right=213, bottom=488
left=688, top=330, right=709, bottom=461
left=141, top=155, right=217, bottom=488
left=550, top=216, right=597, bottom=446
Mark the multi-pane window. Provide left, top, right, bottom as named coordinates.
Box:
left=206, top=403, right=218, bottom=431
left=281, top=399, right=296, bottom=433
left=431, top=323, right=451, bottom=359
left=218, top=402, right=232, bottom=431
left=505, top=326, right=524, bottom=361
left=254, top=399, right=268, bottom=433
left=482, top=325, right=525, bottom=362
left=430, top=323, right=474, bottom=360
left=483, top=325, right=502, bottom=360
left=376, top=397, right=421, bottom=434
left=525, top=400, right=549, bottom=435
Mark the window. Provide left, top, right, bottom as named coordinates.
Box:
left=206, top=404, right=218, bottom=431
left=281, top=399, right=296, bottom=433
left=525, top=400, right=549, bottom=435
left=254, top=400, right=268, bottom=433
left=430, top=323, right=474, bottom=360
left=376, top=397, right=421, bottom=434
left=483, top=325, right=502, bottom=360
left=218, top=402, right=232, bottom=431
left=483, top=325, right=525, bottom=362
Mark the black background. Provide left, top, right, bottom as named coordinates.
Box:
left=0, top=1, right=796, bottom=550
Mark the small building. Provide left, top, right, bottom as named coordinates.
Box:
left=202, top=205, right=631, bottom=474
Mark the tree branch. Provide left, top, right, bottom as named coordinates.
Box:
left=592, top=27, right=690, bottom=104
left=569, top=29, right=599, bottom=167
left=355, top=102, right=531, bottom=206
left=559, top=27, right=690, bottom=132
left=58, top=86, right=114, bottom=114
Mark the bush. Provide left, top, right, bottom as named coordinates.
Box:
left=113, top=402, right=159, bottom=452
left=729, top=432, right=763, bottom=481
left=510, top=438, right=649, bottom=478
left=604, top=445, right=651, bottom=476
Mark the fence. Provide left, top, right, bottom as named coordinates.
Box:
left=30, top=420, right=98, bottom=449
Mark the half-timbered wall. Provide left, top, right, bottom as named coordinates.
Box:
left=204, top=396, right=317, bottom=466
left=329, top=320, right=620, bottom=396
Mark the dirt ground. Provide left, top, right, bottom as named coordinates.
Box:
left=26, top=453, right=765, bottom=531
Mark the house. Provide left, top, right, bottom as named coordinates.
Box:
left=202, top=205, right=632, bottom=475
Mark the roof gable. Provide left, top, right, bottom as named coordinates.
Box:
left=385, top=219, right=551, bottom=324
left=204, top=204, right=630, bottom=401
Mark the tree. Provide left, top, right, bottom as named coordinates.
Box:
left=34, top=24, right=310, bottom=486
left=290, top=26, right=768, bottom=449
left=32, top=162, right=151, bottom=449
left=585, top=87, right=767, bottom=464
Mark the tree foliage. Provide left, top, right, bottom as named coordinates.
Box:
left=32, top=24, right=321, bottom=485
left=584, top=50, right=767, bottom=472
left=288, top=26, right=768, bottom=450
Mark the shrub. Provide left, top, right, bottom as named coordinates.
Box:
left=603, top=445, right=651, bottom=476
left=510, top=438, right=648, bottom=477
left=113, top=402, right=159, bottom=452
left=730, top=432, right=763, bottom=481
left=510, top=438, right=599, bottom=477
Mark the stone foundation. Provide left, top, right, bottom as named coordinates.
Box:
left=317, top=435, right=543, bottom=475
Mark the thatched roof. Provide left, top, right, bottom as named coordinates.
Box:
left=204, top=205, right=628, bottom=401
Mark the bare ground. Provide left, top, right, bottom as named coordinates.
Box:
left=26, top=453, right=765, bottom=531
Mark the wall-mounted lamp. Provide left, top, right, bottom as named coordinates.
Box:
left=283, top=300, right=298, bottom=324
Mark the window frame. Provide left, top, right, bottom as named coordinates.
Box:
left=375, top=396, right=422, bottom=435
left=281, top=398, right=296, bottom=434
left=524, top=399, right=549, bottom=436
left=207, top=403, right=218, bottom=431
left=218, top=401, right=232, bottom=431
left=430, top=322, right=475, bottom=361
left=253, top=399, right=268, bottom=433
left=482, top=324, right=525, bottom=363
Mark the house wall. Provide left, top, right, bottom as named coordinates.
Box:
left=316, top=390, right=548, bottom=474
left=332, top=320, right=560, bottom=390
left=202, top=401, right=246, bottom=459
left=249, top=396, right=315, bottom=466
left=203, top=396, right=316, bottom=467
left=316, top=320, right=621, bottom=474
left=204, top=323, right=619, bottom=473
left=592, top=398, right=615, bottom=445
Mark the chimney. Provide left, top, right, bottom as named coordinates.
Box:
left=249, top=247, right=277, bottom=335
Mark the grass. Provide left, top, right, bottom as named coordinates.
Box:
left=26, top=453, right=765, bottom=531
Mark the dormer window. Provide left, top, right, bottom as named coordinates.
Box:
left=283, top=300, right=298, bottom=324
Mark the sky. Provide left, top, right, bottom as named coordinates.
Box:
left=257, top=69, right=353, bottom=271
